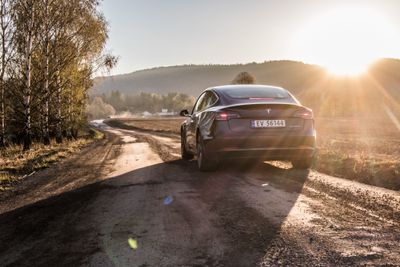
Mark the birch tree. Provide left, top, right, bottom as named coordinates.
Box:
left=0, top=0, right=14, bottom=147
left=40, top=0, right=53, bottom=145
left=1, top=0, right=115, bottom=149
left=13, top=0, right=39, bottom=150
left=50, top=0, right=114, bottom=143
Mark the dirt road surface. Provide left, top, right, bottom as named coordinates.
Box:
left=0, top=121, right=399, bottom=266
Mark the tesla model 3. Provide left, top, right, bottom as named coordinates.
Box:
left=180, top=85, right=316, bottom=171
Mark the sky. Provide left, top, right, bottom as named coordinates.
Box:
left=101, top=0, right=400, bottom=76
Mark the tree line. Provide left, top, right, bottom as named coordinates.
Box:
left=0, top=0, right=115, bottom=150
left=87, top=91, right=195, bottom=119
left=87, top=71, right=255, bottom=119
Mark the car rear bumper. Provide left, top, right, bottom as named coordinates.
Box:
left=205, top=135, right=316, bottom=160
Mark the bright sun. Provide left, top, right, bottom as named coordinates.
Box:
left=293, top=7, right=399, bottom=76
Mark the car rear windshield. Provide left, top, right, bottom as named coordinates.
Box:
left=223, top=87, right=290, bottom=99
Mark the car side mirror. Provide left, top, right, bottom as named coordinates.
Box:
left=180, top=109, right=190, bottom=117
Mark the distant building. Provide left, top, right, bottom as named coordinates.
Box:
left=158, top=108, right=176, bottom=116
left=142, top=111, right=152, bottom=117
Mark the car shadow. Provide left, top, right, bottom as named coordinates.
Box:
left=0, top=159, right=310, bottom=267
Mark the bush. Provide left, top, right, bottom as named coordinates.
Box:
left=231, top=72, right=256, bottom=84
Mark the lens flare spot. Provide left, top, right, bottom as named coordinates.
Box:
left=128, top=238, right=138, bottom=250
left=164, top=195, right=174, bottom=205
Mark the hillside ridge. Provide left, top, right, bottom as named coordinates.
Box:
left=92, top=58, right=400, bottom=117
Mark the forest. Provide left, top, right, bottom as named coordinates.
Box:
left=87, top=91, right=195, bottom=119
left=87, top=72, right=255, bottom=119
left=0, top=0, right=115, bottom=150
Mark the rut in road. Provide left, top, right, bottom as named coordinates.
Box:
left=87, top=128, right=308, bottom=266
left=123, top=126, right=400, bottom=266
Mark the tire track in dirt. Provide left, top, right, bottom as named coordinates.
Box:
left=127, top=125, right=400, bottom=266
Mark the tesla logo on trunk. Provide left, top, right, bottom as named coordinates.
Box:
left=266, top=108, right=272, bottom=115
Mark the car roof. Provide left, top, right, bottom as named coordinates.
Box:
left=211, top=84, right=286, bottom=90
left=210, top=84, right=287, bottom=93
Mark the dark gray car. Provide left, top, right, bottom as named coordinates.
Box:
left=180, top=85, right=316, bottom=171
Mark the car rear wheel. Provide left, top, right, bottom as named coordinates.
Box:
left=181, top=132, right=194, bottom=160
left=196, top=135, right=218, bottom=171
left=291, top=157, right=313, bottom=169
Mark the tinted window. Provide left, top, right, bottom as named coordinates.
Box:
left=193, top=91, right=218, bottom=113
left=207, top=91, right=218, bottom=106
left=224, top=87, right=289, bottom=99
left=204, top=91, right=218, bottom=108
left=192, top=93, right=207, bottom=113
left=198, top=97, right=208, bottom=111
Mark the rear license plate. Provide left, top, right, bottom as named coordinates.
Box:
left=251, top=120, right=286, bottom=128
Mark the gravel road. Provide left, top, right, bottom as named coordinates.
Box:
left=0, top=121, right=399, bottom=267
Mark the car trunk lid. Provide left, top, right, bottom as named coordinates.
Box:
left=221, top=103, right=306, bottom=134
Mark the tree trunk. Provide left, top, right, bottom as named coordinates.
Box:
left=0, top=81, right=4, bottom=147
left=23, top=48, right=32, bottom=150
left=0, top=0, right=8, bottom=147
left=66, top=93, right=72, bottom=140
left=42, top=0, right=50, bottom=145
left=23, top=3, right=34, bottom=151
left=0, top=30, right=4, bottom=147
left=42, top=44, right=50, bottom=145
left=56, top=86, right=62, bottom=143
left=43, top=98, right=50, bottom=144
left=71, top=128, right=78, bottom=139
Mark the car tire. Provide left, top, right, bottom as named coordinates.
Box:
left=291, top=157, right=313, bottom=169
left=181, top=132, right=194, bottom=160
left=196, top=135, right=218, bottom=171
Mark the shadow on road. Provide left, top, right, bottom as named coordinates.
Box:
left=0, top=159, right=309, bottom=267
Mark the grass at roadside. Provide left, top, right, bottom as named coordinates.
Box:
left=316, top=117, right=400, bottom=190
left=106, top=118, right=181, bottom=135
left=0, top=127, right=104, bottom=192
left=108, top=117, right=400, bottom=190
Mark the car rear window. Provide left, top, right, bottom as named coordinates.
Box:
left=224, top=87, right=290, bottom=99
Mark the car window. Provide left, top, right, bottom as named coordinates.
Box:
left=224, top=87, right=290, bottom=99
left=198, top=93, right=210, bottom=111
left=193, top=91, right=219, bottom=114
left=205, top=91, right=218, bottom=107
left=192, top=93, right=207, bottom=114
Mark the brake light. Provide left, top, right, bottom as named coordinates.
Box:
left=215, top=112, right=240, bottom=121
left=294, top=109, right=313, bottom=119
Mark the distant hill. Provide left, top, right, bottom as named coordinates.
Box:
left=92, top=59, right=400, bottom=117
left=92, top=60, right=324, bottom=96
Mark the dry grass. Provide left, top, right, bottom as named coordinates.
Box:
left=107, top=117, right=182, bottom=134
left=109, top=117, right=400, bottom=190
left=0, top=127, right=103, bottom=191
left=315, top=118, right=400, bottom=190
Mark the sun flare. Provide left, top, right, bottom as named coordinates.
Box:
left=293, top=7, right=399, bottom=76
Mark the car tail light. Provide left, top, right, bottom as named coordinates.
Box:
left=215, top=111, right=240, bottom=121
left=294, top=109, right=313, bottom=119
